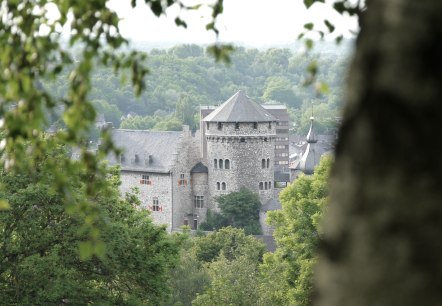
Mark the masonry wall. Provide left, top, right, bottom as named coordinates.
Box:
left=119, top=171, right=173, bottom=231
left=206, top=121, right=276, bottom=206
left=171, top=130, right=205, bottom=230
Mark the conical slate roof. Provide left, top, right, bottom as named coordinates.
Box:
left=306, top=117, right=318, bottom=143
left=203, top=90, right=275, bottom=122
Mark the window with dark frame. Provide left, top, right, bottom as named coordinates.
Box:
left=217, top=182, right=220, bottom=190
left=219, top=159, right=223, bottom=169
left=225, top=159, right=230, bottom=169
left=221, top=182, right=226, bottom=190
left=178, top=173, right=186, bottom=186
left=152, top=197, right=160, bottom=212
left=141, top=174, right=151, bottom=185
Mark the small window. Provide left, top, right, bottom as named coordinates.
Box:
left=225, top=159, right=230, bottom=169
left=206, top=122, right=210, bottom=130
left=269, top=181, right=272, bottom=189
left=268, top=122, right=272, bottom=129
left=262, top=159, right=266, bottom=169
left=214, top=159, right=218, bottom=169
left=217, top=182, right=220, bottom=190
left=235, top=122, right=240, bottom=130
left=267, top=158, right=270, bottom=168
left=141, top=174, right=151, bottom=185
left=218, top=122, right=222, bottom=130
left=259, top=182, right=263, bottom=190
left=178, top=173, right=187, bottom=186
left=219, top=159, right=223, bottom=169
left=193, top=219, right=198, bottom=230
left=264, top=137, right=268, bottom=142
left=253, top=122, right=258, bottom=129
left=152, top=197, right=160, bottom=212
left=240, top=138, right=245, bottom=143
left=194, top=195, right=204, bottom=208
left=222, top=182, right=226, bottom=190
left=264, top=182, right=268, bottom=190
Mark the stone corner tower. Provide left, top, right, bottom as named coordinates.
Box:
left=203, top=90, right=276, bottom=206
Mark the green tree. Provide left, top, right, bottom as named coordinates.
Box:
left=192, top=254, right=261, bottom=306
left=200, top=188, right=262, bottom=235
left=0, top=0, right=228, bottom=255
left=0, top=144, right=180, bottom=304
left=262, top=155, right=332, bottom=305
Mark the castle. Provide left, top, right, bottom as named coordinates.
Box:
left=107, top=91, right=292, bottom=232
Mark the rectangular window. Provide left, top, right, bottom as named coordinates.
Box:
left=235, top=122, right=239, bottom=130
left=194, top=195, right=204, bottom=208
left=152, top=198, right=160, bottom=212
left=178, top=173, right=187, bottom=186
left=140, top=174, right=151, bottom=185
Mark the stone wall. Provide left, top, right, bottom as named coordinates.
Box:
left=206, top=121, right=276, bottom=206
left=120, top=171, right=173, bottom=231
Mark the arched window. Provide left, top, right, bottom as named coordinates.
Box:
left=214, top=159, right=217, bottom=169
left=219, top=159, right=224, bottom=169
left=264, top=182, right=268, bottom=190
left=259, top=182, right=263, bottom=190
left=222, top=182, right=226, bottom=190
left=217, top=182, right=220, bottom=190
left=269, top=181, right=272, bottom=189
left=225, top=159, right=230, bottom=169
left=267, top=158, right=270, bottom=168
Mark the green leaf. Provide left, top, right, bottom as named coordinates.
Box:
left=305, top=39, right=314, bottom=50
left=304, top=23, right=314, bottom=30
left=79, top=241, right=94, bottom=260
left=304, top=0, right=325, bottom=8
left=316, top=81, right=330, bottom=94
left=175, top=17, right=187, bottom=28
left=324, top=19, right=335, bottom=33
left=336, top=35, right=344, bottom=44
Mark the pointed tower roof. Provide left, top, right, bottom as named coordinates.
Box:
left=306, top=117, right=318, bottom=143
left=299, top=117, right=319, bottom=174
left=203, top=90, right=275, bottom=122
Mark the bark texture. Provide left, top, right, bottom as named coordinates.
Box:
left=316, top=0, right=442, bottom=305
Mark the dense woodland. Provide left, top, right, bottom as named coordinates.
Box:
left=44, top=44, right=349, bottom=134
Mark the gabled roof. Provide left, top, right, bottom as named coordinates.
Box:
left=191, top=162, right=208, bottom=173
left=107, top=129, right=182, bottom=173
left=203, top=90, right=275, bottom=122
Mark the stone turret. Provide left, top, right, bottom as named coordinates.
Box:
left=203, top=91, right=276, bottom=205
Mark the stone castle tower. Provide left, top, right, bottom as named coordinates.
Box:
left=203, top=91, right=276, bottom=206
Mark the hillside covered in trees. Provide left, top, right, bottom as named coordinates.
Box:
left=45, top=44, right=349, bottom=134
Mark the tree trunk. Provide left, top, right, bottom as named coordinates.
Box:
left=315, top=0, right=442, bottom=305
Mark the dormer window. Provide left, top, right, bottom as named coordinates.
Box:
left=218, top=122, right=222, bottom=130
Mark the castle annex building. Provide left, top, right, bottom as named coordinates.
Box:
left=108, top=91, right=279, bottom=231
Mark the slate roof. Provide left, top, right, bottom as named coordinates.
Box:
left=203, top=90, right=275, bottom=122
left=191, top=162, right=208, bottom=173
left=107, top=129, right=183, bottom=173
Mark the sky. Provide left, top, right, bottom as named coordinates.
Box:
left=108, top=0, right=358, bottom=46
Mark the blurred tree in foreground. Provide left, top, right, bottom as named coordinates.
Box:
left=0, top=144, right=180, bottom=304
